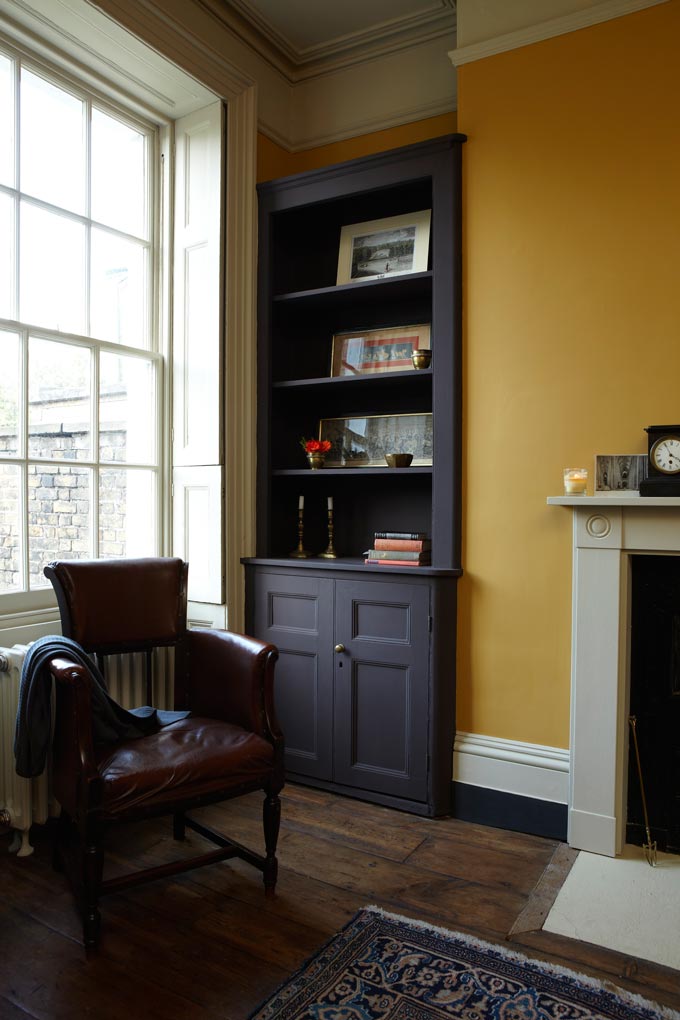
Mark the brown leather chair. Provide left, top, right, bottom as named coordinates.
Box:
left=43, top=557, right=283, bottom=951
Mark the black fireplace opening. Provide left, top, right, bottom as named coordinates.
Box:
left=627, top=554, right=680, bottom=855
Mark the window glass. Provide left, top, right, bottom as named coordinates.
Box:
left=100, top=352, right=155, bottom=464
left=91, top=108, right=147, bottom=238
left=20, top=203, right=86, bottom=334
left=99, top=468, right=155, bottom=557
left=28, top=464, right=92, bottom=587
left=28, top=337, right=91, bottom=461
left=0, top=464, right=21, bottom=593
left=0, top=53, right=14, bottom=188
left=0, top=329, right=21, bottom=456
left=0, top=192, right=14, bottom=319
left=90, top=230, right=148, bottom=346
left=20, top=69, right=85, bottom=214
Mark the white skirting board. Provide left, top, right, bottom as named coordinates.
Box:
left=453, top=731, right=570, bottom=806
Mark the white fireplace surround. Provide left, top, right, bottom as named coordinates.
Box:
left=548, top=492, right=680, bottom=857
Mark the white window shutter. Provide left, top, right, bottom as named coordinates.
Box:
left=172, top=102, right=224, bottom=606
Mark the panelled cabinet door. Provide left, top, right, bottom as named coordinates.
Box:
left=333, top=579, right=431, bottom=801
left=252, top=572, right=334, bottom=780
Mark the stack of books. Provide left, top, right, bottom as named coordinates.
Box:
left=364, top=531, right=431, bottom=566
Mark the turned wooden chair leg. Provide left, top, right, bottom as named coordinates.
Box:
left=262, top=791, right=281, bottom=896
left=82, top=828, right=104, bottom=952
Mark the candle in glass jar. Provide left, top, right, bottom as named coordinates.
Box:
left=563, top=468, right=588, bottom=495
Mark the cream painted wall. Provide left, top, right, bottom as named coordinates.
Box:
left=457, top=0, right=680, bottom=747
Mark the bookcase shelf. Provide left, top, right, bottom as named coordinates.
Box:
left=243, top=135, right=465, bottom=816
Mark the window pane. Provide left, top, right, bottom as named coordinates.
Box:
left=100, top=352, right=155, bottom=463
left=29, top=337, right=91, bottom=460
left=28, top=463, right=92, bottom=588
left=91, top=108, right=147, bottom=238
left=90, top=229, right=147, bottom=346
left=0, top=463, right=21, bottom=592
left=20, top=69, right=85, bottom=214
left=99, top=468, right=155, bottom=557
left=0, top=192, right=15, bottom=319
left=0, top=329, right=21, bottom=456
left=0, top=54, right=14, bottom=188
left=20, top=203, right=86, bottom=333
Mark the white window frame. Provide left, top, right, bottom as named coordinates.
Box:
left=0, top=39, right=169, bottom=619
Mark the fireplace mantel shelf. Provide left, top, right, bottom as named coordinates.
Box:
left=548, top=494, right=680, bottom=507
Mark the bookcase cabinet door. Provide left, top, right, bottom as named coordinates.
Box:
left=252, top=572, right=334, bottom=780
left=333, top=579, right=430, bottom=801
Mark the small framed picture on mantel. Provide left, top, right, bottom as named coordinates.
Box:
left=595, top=454, right=647, bottom=491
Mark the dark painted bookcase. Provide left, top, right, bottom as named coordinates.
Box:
left=243, top=135, right=465, bottom=816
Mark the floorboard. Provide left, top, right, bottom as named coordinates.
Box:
left=1, top=784, right=678, bottom=1018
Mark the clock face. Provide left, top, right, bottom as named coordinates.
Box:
left=650, top=436, right=680, bottom=475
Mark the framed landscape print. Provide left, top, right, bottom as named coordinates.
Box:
left=319, top=413, right=433, bottom=468
left=336, top=210, right=431, bottom=285
left=330, top=324, right=431, bottom=377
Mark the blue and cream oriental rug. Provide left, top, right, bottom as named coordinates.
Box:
left=249, top=907, right=679, bottom=1020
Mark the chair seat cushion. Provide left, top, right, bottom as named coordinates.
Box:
left=94, top=717, right=274, bottom=819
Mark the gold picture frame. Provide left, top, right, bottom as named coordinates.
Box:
left=336, top=210, right=431, bottom=285
left=330, top=324, right=431, bottom=377
left=319, top=413, right=433, bottom=468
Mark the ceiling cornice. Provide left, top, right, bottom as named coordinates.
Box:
left=449, top=0, right=669, bottom=66
left=201, top=0, right=456, bottom=83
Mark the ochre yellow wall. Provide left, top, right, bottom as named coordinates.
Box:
left=456, top=1, right=680, bottom=747
left=257, top=113, right=457, bottom=182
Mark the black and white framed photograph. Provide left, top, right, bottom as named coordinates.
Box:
left=595, top=454, right=647, bottom=491
left=319, top=413, right=433, bottom=467
left=336, top=210, right=431, bottom=285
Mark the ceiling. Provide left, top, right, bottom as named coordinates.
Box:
left=221, top=0, right=456, bottom=73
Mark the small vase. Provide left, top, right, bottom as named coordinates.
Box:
left=307, top=453, right=325, bottom=470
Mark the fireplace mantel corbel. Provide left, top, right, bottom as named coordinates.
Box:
left=548, top=493, right=680, bottom=856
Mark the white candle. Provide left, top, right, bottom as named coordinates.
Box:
left=564, top=469, right=587, bottom=495
left=298, top=495, right=304, bottom=510
left=327, top=496, right=333, bottom=510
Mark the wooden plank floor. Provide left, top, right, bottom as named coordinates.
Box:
left=1, top=784, right=679, bottom=1019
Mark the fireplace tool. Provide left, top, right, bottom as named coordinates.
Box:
left=628, top=715, right=657, bottom=867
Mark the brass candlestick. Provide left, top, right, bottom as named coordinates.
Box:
left=319, top=507, right=337, bottom=559
left=290, top=508, right=312, bottom=558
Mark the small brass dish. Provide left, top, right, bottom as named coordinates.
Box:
left=411, top=349, right=432, bottom=370
left=385, top=453, right=413, bottom=468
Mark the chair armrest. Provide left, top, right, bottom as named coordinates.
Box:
left=181, top=630, right=282, bottom=746
left=48, top=657, right=102, bottom=818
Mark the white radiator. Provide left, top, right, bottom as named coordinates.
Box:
left=0, top=643, right=174, bottom=856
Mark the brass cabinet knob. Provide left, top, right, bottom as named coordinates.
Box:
left=334, top=643, right=346, bottom=653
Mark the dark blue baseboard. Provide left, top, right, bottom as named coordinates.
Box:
left=452, top=782, right=568, bottom=841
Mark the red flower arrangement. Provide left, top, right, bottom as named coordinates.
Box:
left=300, top=438, right=331, bottom=454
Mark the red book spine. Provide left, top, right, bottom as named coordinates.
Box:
left=373, top=538, right=430, bottom=551
left=364, top=558, right=427, bottom=567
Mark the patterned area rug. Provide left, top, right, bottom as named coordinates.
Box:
left=250, top=907, right=679, bottom=1020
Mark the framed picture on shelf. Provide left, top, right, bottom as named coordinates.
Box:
left=595, top=454, right=647, bottom=491
left=336, top=210, right=431, bottom=285
left=319, top=413, right=433, bottom=468
left=330, top=324, right=431, bottom=377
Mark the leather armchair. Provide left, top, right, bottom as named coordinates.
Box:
left=43, top=557, right=283, bottom=951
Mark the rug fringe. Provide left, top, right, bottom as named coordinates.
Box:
left=363, top=906, right=680, bottom=1020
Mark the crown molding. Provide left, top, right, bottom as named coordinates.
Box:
left=200, top=0, right=456, bottom=83
left=262, top=95, right=456, bottom=153
left=449, top=0, right=669, bottom=66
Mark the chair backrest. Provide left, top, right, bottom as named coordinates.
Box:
left=44, top=557, right=188, bottom=655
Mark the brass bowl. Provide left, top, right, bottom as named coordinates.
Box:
left=411, top=349, right=432, bottom=370
left=385, top=453, right=413, bottom=468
